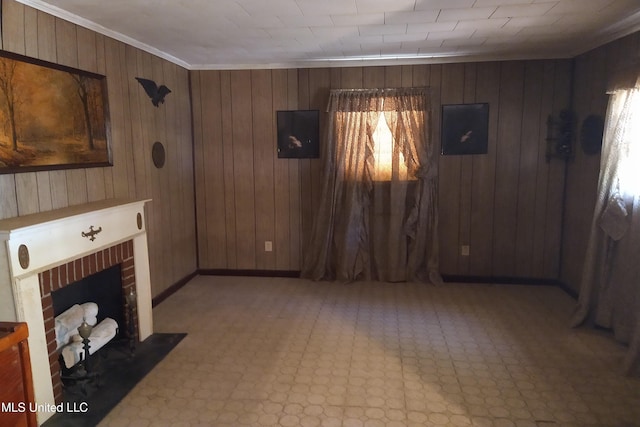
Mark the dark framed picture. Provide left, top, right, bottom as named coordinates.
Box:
left=0, top=50, right=111, bottom=174
left=441, top=103, right=489, bottom=155
left=277, top=110, right=320, bottom=159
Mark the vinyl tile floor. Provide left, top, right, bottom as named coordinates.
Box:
left=99, top=276, right=640, bottom=427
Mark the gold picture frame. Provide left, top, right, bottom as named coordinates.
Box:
left=0, top=50, right=111, bottom=174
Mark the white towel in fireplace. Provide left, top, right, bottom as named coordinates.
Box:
left=55, top=302, right=99, bottom=350
left=60, top=317, right=118, bottom=369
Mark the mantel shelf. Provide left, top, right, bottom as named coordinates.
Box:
left=0, top=198, right=150, bottom=235
left=0, top=199, right=151, bottom=279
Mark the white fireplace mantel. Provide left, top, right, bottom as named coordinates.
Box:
left=0, top=198, right=153, bottom=425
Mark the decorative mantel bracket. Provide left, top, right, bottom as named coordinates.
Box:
left=81, top=225, right=103, bottom=241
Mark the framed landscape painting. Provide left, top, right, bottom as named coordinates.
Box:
left=0, top=50, right=111, bottom=174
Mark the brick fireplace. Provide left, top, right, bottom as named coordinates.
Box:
left=0, top=199, right=152, bottom=425
left=40, top=240, right=136, bottom=404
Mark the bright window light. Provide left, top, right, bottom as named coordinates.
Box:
left=371, top=113, right=412, bottom=181
left=618, top=89, right=640, bottom=198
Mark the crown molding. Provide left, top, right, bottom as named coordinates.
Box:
left=15, top=0, right=191, bottom=69
left=14, top=0, right=640, bottom=71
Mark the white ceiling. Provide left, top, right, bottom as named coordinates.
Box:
left=17, top=0, right=640, bottom=70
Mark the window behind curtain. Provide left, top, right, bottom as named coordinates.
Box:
left=301, top=87, right=440, bottom=283
left=616, top=88, right=640, bottom=198
left=371, top=112, right=414, bottom=182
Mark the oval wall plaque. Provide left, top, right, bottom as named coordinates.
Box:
left=152, top=141, right=166, bottom=168
left=18, top=244, right=30, bottom=269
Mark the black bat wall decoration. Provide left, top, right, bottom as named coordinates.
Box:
left=135, top=77, right=171, bottom=107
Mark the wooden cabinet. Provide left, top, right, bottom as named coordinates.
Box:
left=0, top=322, right=37, bottom=427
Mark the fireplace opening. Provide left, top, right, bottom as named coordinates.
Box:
left=39, top=240, right=138, bottom=404
left=51, top=264, right=132, bottom=397
left=51, top=264, right=125, bottom=339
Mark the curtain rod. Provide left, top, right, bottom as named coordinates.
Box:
left=326, top=87, right=432, bottom=112
left=329, top=87, right=430, bottom=94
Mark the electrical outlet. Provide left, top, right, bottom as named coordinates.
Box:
left=461, top=245, right=470, bottom=256
left=265, top=241, right=273, bottom=252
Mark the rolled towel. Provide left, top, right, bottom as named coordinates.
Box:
left=61, top=342, right=83, bottom=368
left=83, top=315, right=98, bottom=326
left=56, top=328, right=85, bottom=350
left=55, top=304, right=84, bottom=350
left=55, top=324, right=68, bottom=350
left=55, top=304, right=84, bottom=333
left=81, top=302, right=99, bottom=320
left=91, top=318, right=118, bottom=339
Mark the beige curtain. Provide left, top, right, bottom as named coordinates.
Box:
left=572, top=80, right=640, bottom=375
left=301, top=88, right=440, bottom=283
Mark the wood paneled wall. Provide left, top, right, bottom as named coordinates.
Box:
left=0, top=0, right=197, bottom=298
left=2, top=1, right=635, bottom=295
left=561, top=32, right=640, bottom=293
left=191, top=69, right=303, bottom=271
left=192, top=60, right=572, bottom=279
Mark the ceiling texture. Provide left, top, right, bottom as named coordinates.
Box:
left=17, top=0, right=640, bottom=70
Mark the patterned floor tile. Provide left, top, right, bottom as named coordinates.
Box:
left=99, top=276, right=640, bottom=427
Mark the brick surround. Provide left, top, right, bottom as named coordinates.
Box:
left=38, top=240, right=136, bottom=403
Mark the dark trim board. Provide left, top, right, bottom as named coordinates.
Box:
left=442, top=275, right=578, bottom=299
left=151, top=270, right=301, bottom=307
left=152, top=271, right=578, bottom=308
left=442, top=274, right=564, bottom=285
left=152, top=271, right=197, bottom=307
left=199, top=269, right=301, bottom=278
left=556, top=281, right=579, bottom=300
